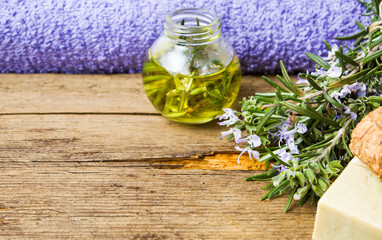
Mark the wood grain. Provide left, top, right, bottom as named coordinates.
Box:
left=0, top=162, right=316, bottom=239
left=0, top=74, right=277, bottom=114
left=0, top=74, right=315, bottom=239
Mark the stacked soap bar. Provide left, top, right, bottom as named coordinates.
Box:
left=312, top=157, right=382, bottom=240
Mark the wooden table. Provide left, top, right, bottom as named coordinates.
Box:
left=0, top=74, right=316, bottom=239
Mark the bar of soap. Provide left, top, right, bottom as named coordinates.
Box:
left=312, top=157, right=382, bottom=240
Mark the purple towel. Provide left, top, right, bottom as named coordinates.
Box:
left=0, top=0, right=367, bottom=74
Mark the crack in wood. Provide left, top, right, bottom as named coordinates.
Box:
left=149, top=153, right=266, bottom=170
left=25, top=153, right=266, bottom=171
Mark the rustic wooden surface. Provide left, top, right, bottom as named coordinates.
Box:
left=0, top=74, right=316, bottom=239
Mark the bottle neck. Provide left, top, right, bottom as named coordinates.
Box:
left=164, top=8, right=222, bottom=45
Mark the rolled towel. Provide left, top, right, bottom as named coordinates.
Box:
left=0, top=0, right=367, bottom=74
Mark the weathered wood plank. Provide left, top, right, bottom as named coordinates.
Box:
left=0, top=114, right=238, bottom=162
left=0, top=113, right=265, bottom=169
left=0, top=74, right=276, bottom=114
left=0, top=162, right=316, bottom=239
left=0, top=74, right=155, bottom=114
left=0, top=73, right=315, bottom=239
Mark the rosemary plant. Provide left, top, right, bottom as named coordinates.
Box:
left=218, top=0, right=382, bottom=212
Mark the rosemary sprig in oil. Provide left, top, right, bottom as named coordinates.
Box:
left=143, top=17, right=241, bottom=123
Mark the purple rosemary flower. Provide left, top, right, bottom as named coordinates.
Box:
left=326, top=63, right=342, bottom=78
left=275, top=121, right=307, bottom=149
left=311, top=69, right=327, bottom=77
left=296, top=72, right=308, bottom=85
left=323, top=44, right=339, bottom=61
left=275, top=119, right=293, bottom=145
left=331, top=88, right=351, bottom=102
left=272, top=163, right=289, bottom=173
left=347, top=82, right=367, bottom=97
left=332, top=86, right=353, bottom=101
left=220, top=128, right=242, bottom=143
left=344, top=106, right=357, bottom=120
left=331, top=82, right=367, bottom=102
left=217, top=108, right=239, bottom=126
left=334, top=113, right=344, bottom=121
left=277, top=148, right=293, bottom=162
left=245, top=134, right=262, bottom=148
left=311, top=61, right=341, bottom=78
left=287, top=138, right=300, bottom=154
left=295, top=122, right=308, bottom=134
left=235, top=146, right=260, bottom=165
left=280, top=119, right=292, bottom=130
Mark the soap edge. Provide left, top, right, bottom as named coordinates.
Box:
left=313, top=199, right=382, bottom=240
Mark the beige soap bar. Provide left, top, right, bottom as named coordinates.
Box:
left=312, top=157, right=382, bottom=240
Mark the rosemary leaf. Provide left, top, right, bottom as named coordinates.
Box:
left=328, top=68, right=370, bottom=88
left=362, top=48, right=382, bottom=64
left=281, top=102, right=340, bottom=127
left=335, top=51, right=359, bottom=66
left=306, top=52, right=331, bottom=70
left=285, top=188, right=297, bottom=213
left=323, top=92, right=345, bottom=109
left=279, top=61, right=304, bottom=96
left=306, top=75, right=323, bottom=90
left=264, top=146, right=291, bottom=167
left=334, top=29, right=367, bottom=40
left=323, top=40, right=332, bottom=51
left=256, top=108, right=276, bottom=135
left=262, top=76, right=289, bottom=92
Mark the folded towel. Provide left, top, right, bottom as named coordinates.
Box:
left=0, top=0, right=367, bottom=74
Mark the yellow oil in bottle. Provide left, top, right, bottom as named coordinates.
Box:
left=142, top=50, right=241, bottom=124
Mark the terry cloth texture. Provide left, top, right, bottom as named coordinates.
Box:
left=0, top=0, right=367, bottom=74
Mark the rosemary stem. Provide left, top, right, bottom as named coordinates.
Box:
left=312, top=118, right=353, bottom=163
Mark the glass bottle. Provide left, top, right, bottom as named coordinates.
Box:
left=142, top=8, right=241, bottom=124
